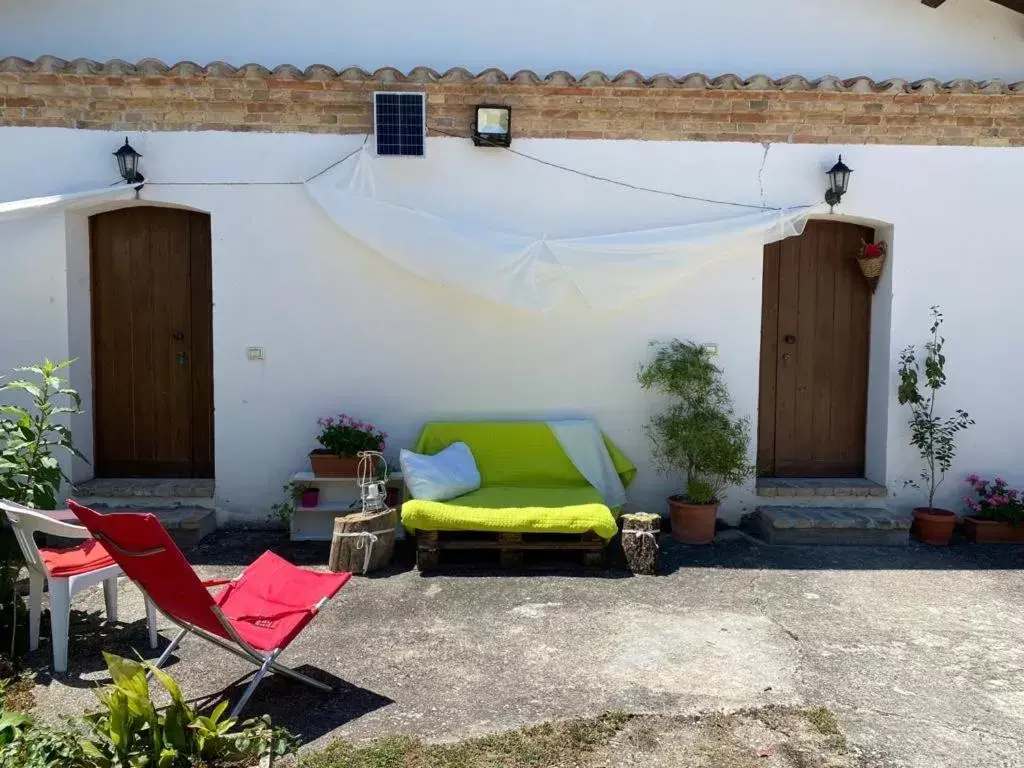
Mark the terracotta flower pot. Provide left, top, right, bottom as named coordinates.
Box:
left=300, top=488, right=320, bottom=508
left=912, top=507, right=956, bottom=546
left=667, top=496, right=718, bottom=545
left=964, top=516, right=1024, bottom=544
left=309, top=451, right=362, bottom=478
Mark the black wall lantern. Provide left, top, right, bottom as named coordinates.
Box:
left=473, top=105, right=512, bottom=147
left=114, top=137, right=144, bottom=184
left=824, top=155, right=851, bottom=212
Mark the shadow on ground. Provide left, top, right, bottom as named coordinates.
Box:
left=25, top=607, right=393, bottom=742
left=188, top=528, right=1024, bottom=576
left=660, top=531, right=1024, bottom=573
left=220, top=668, right=394, bottom=742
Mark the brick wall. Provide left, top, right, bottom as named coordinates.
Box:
left=1, top=57, right=1023, bottom=146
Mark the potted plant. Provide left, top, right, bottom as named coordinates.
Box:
left=638, top=340, right=753, bottom=544
left=310, top=414, right=387, bottom=477
left=897, top=307, right=974, bottom=545
left=962, top=475, right=1024, bottom=544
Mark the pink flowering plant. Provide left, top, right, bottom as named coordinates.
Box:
left=315, top=414, right=386, bottom=457
left=964, top=475, right=1024, bottom=524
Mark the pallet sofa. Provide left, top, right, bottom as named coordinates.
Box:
left=400, top=421, right=635, bottom=569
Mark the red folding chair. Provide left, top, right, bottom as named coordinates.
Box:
left=68, top=501, right=351, bottom=716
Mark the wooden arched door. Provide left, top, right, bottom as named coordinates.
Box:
left=90, top=207, right=214, bottom=478
left=757, top=220, right=874, bottom=478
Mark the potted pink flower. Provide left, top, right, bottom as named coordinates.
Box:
left=310, top=414, right=387, bottom=477
left=963, top=475, right=1024, bottom=544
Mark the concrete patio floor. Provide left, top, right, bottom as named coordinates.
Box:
left=23, top=532, right=1024, bottom=768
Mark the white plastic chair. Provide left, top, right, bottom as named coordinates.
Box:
left=0, top=499, right=158, bottom=673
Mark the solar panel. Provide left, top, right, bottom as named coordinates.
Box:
left=374, top=92, right=425, bottom=157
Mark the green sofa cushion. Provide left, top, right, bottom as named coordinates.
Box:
left=401, top=421, right=634, bottom=540
left=411, top=421, right=636, bottom=489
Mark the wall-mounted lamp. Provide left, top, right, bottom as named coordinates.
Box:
left=113, top=137, right=144, bottom=185
left=473, top=105, right=512, bottom=147
left=824, top=155, right=851, bottom=212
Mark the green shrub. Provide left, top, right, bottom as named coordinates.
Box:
left=638, top=340, right=752, bottom=504
left=0, top=359, right=85, bottom=658
left=0, top=713, right=86, bottom=768
left=0, top=359, right=84, bottom=510
left=80, top=652, right=296, bottom=767
left=0, top=652, right=295, bottom=767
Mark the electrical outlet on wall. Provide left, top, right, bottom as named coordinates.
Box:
left=702, top=343, right=719, bottom=356
left=246, top=346, right=265, bottom=361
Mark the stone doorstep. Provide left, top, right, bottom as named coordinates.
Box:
left=744, top=505, right=912, bottom=547
left=754, top=505, right=911, bottom=530
left=756, top=477, right=888, bottom=498
left=73, top=477, right=214, bottom=499
left=86, top=505, right=217, bottom=548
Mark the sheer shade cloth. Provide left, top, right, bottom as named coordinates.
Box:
left=306, top=145, right=816, bottom=311
left=0, top=184, right=139, bottom=222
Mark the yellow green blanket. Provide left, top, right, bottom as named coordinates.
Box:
left=400, top=421, right=635, bottom=541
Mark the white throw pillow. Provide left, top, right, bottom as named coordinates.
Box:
left=400, top=442, right=481, bottom=502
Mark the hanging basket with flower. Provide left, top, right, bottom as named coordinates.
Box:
left=856, top=240, right=887, bottom=285
left=310, top=414, right=388, bottom=477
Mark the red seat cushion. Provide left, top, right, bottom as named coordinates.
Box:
left=213, top=551, right=350, bottom=652
left=40, top=539, right=116, bottom=578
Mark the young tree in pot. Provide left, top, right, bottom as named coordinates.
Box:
left=638, top=340, right=753, bottom=544
left=897, top=306, right=974, bottom=545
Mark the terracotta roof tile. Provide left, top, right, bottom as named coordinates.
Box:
left=1, top=56, right=1021, bottom=94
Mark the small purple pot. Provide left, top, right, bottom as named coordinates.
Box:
left=300, top=488, right=320, bottom=508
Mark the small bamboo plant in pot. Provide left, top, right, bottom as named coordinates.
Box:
left=897, top=306, right=974, bottom=545
left=638, top=340, right=753, bottom=544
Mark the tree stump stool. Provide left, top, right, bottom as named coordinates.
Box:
left=328, top=507, right=397, bottom=575
left=621, top=512, right=661, bottom=575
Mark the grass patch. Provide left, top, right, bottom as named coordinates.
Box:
left=803, top=706, right=840, bottom=736
left=297, top=712, right=630, bottom=768
left=298, top=708, right=860, bottom=768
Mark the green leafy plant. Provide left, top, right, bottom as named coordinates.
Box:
left=81, top=652, right=296, bottom=767
left=0, top=359, right=84, bottom=658
left=269, top=480, right=312, bottom=525
left=315, top=414, right=387, bottom=457
left=638, top=340, right=753, bottom=504
left=0, top=714, right=85, bottom=768
left=0, top=359, right=84, bottom=510
left=897, top=307, right=974, bottom=510
left=0, top=707, right=31, bottom=748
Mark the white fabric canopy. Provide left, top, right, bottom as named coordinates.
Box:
left=306, top=146, right=817, bottom=312
left=548, top=419, right=627, bottom=508
left=0, top=184, right=139, bottom=223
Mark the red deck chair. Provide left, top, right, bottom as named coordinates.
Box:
left=68, top=501, right=351, bottom=716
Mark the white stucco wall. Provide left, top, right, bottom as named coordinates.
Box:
left=0, top=0, right=1022, bottom=82
left=1, top=127, right=1023, bottom=523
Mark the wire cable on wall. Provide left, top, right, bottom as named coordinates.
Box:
left=144, top=131, right=811, bottom=212
left=427, top=124, right=798, bottom=211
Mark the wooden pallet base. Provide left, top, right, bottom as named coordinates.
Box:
left=416, top=529, right=607, bottom=570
